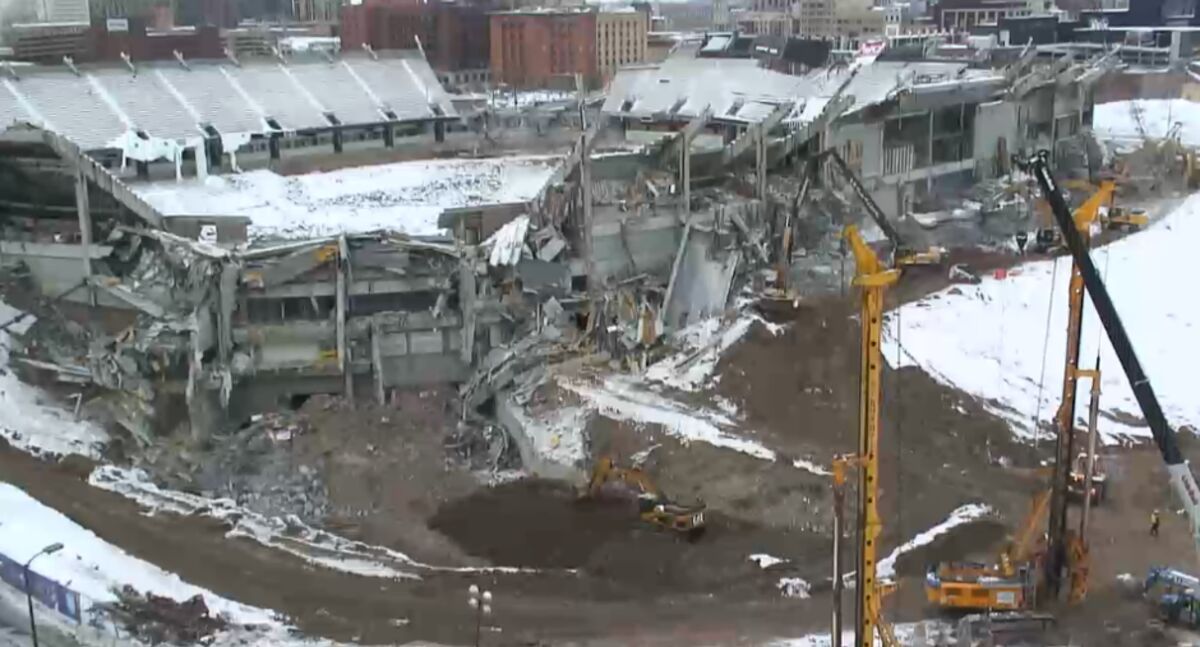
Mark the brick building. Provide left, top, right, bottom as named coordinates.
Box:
left=489, top=8, right=597, bottom=88
left=595, top=6, right=647, bottom=82
left=10, top=16, right=222, bottom=63
left=340, top=0, right=491, bottom=75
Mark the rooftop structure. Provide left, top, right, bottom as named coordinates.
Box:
left=0, top=51, right=456, bottom=153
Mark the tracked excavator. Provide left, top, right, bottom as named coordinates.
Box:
left=582, top=457, right=706, bottom=536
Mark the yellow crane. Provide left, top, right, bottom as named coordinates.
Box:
left=833, top=225, right=900, bottom=647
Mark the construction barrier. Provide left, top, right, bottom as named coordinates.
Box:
left=0, top=550, right=81, bottom=623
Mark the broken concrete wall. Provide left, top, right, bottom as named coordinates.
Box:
left=663, top=222, right=741, bottom=331
left=974, top=100, right=1021, bottom=180
left=828, top=120, right=884, bottom=181
left=591, top=210, right=681, bottom=283
left=0, top=241, right=123, bottom=307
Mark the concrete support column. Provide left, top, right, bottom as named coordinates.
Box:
left=680, top=137, right=690, bottom=220
left=269, top=133, right=281, bottom=161
left=926, top=110, right=934, bottom=192
left=459, top=248, right=477, bottom=365
left=371, top=317, right=385, bottom=406
left=580, top=134, right=595, bottom=294
left=74, top=169, right=93, bottom=305
left=336, top=235, right=354, bottom=403
left=756, top=123, right=768, bottom=200
left=383, top=124, right=395, bottom=148
left=207, top=137, right=223, bottom=171
left=333, top=128, right=344, bottom=154
left=217, top=264, right=237, bottom=364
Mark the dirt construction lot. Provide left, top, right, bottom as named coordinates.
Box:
left=2, top=288, right=1197, bottom=645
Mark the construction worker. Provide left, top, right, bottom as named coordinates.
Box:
left=1151, top=509, right=1162, bottom=537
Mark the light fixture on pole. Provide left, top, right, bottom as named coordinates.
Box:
left=467, top=583, right=493, bottom=647
left=24, top=542, right=64, bottom=647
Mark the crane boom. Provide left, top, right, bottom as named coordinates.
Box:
left=1026, top=151, right=1200, bottom=557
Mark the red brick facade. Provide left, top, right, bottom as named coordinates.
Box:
left=489, top=10, right=597, bottom=89
left=340, top=0, right=490, bottom=72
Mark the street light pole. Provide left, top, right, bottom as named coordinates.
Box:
left=23, top=542, right=64, bottom=647
left=467, top=584, right=493, bottom=647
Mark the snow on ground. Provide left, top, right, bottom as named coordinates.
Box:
left=884, top=193, right=1200, bottom=443
left=134, top=155, right=559, bottom=241
left=89, top=466, right=552, bottom=577
left=0, top=481, right=277, bottom=626
left=749, top=553, right=787, bottom=569
left=560, top=374, right=779, bottom=461
left=776, top=577, right=811, bottom=599
left=0, top=302, right=107, bottom=459
left=763, top=622, right=949, bottom=646
left=644, top=312, right=786, bottom=392
left=877, top=503, right=993, bottom=581
left=1094, top=99, right=1200, bottom=152
left=488, top=89, right=577, bottom=109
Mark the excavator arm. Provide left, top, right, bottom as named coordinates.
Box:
left=1025, top=151, right=1200, bottom=558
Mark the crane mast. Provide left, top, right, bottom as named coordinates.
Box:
left=1025, top=152, right=1200, bottom=564
left=840, top=226, right=900, bottom=647
left=1045, top=181, right=1115, bottom=599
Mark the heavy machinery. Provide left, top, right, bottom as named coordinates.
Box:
left=823, top=150, right=945, bottom=268
left=1144, top=567, right=1200, bottom=628
left=1104, top=206, right=1149, bottom=231
left=582, top=456, right=706, bottom=536
left=833, top=225, right=902, bottom=647
left=1023, top=151, right=1200, bottom=601
left=925, top=490, right=1050, bottom=611
left=1067, top=451, right=1108, bottom=504
left=1030, top=180, right=1116, bottom=254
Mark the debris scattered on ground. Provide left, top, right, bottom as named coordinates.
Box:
left=110, top=586, right=229, bottom=644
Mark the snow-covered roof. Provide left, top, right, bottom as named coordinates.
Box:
left=0, top=51, right=455, bottom=151
left=131, top=155, right=559, bottom=242
left=601, top=57, right=1005, bottom=126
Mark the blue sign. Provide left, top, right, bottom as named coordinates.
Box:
left=0, top=552, right=82, bottom=623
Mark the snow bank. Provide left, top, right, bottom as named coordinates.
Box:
left=134, top=155, right=559, bottom=241
left=0, top=482, right=277, bottom=625
left=883, top=193, right=1200, bottom=443
left=1094, top=99, right=1200, bottom=151
left=877, top=503, right=993, bottom=581
left=0, top=302, right=107, bottom=458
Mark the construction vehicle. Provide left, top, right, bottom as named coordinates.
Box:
left=1145, top=567, right=1200, bottom=628
left=925, top=490, right=1050, bottom=611
left=824, top=150, right=945, bottom=268
left=765, top=148, right=940, bottom=309
left=1104, top=206, right=1149, bottom=231
left=1022, top=151, right=1200, bottom=601
left=832, top=225, right=903, bottom=647
left=1030, top=180, right=1116, bottom=253
left=582, top=456, right=706, bottom=536
left=1067, top=451, right=1108, bottom=504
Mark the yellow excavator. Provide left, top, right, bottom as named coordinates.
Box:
left=1032, top=180, right=1116, bottom=253
left=582, top=456, right=707, bottom=536
left=925, top=491, right=1051, bottom=611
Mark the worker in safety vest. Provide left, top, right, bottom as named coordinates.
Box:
left=1151, top=509, right=1161, bottom=537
